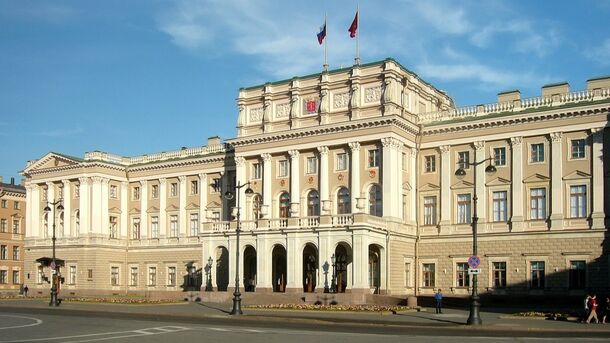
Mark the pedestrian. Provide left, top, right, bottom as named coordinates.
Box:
left=23, top=285, right=29, bottom=297
left=582, top=294, right=591, bottom=323
left=602, top=297, right=610, bottom=324
left=434, top=288, right=443, bottom=314
left=586, top=294, right=599, bottom=324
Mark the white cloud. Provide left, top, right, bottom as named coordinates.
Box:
left=585, top=39, right=610, bottom=66
left=409, top=0, right=472, bottom=35
left=470, top=19, right=560, bottom=57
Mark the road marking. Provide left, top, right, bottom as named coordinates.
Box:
left=0, top=314, right=43, bottom=330
left=0, top=326, right=190, bottom=343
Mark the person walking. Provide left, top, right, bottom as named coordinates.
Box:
left=602, top=297, right=610, bottom=324
left=586, top=294, right=599, bottom=324
left=23, top=285, right=28, bottom=297
left=582, top=294, right=592, bottom=323
left=434, top=288, right=443, bottom=314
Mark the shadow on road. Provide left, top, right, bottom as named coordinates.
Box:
left=197, top=301, right=231, bottom=314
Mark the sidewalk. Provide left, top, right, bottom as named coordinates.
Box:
left=1, top=298, right=610, bottom=334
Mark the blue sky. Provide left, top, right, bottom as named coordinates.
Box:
left=2, top=0, right=609, bottom=183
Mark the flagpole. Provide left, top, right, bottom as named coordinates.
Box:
left=324, top=13, right=328, bottom=71
left=355, top=3, right=360, bottom=65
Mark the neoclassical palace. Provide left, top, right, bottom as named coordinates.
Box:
left=22, top=58, right=610, bottom=302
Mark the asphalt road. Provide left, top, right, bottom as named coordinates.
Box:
left=1, top=311, right=610, bottom=343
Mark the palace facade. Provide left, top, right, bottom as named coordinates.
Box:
left=22, top=58, right=610, bottom=302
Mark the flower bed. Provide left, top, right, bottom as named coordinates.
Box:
left=62, top=297, right=183, bottom=304
left=511, top=311, right=577, bottom=321
left=245, top=304, right=415, bottom=312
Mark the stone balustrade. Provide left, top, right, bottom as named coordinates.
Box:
left=83, top=144, right=229, bottom=166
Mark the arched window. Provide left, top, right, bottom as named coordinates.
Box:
left=252, top=194, right=262, bottom=219
left=369, top=185, right=382, bottom=217
left=279, top=192, right=291, bottom=218
left=337, top=187, right=351, bottom=214
left=307, top=190, right=320, bottom=216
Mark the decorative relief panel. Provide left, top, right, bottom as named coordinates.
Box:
left=364, top=86, right=382, bottom=103
left=249, top=107, right=263, bottom=122
left=275, top=103, right=290, bottom=119
left=333, top=92, right=350, bottom=109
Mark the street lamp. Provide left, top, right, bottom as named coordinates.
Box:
left=330, top=254, right=336, bottom=293
left=454, top=158, right=496, bottom=325
left=43, top=199, right=64, bottom=307
left=224, top=181, right=254, bottom=315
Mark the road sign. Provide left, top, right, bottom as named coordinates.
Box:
left=468, top=268, right=481, bottom=275
left=467, top=255, right=480, bottom=269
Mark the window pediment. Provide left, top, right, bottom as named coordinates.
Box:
left=450, top=180, right=474, bottom=190
left=562, top=170, right=591, bottom=180
left=185, top=202, right=199, bottom=210
left=523, top=173, right=550, bottom=183
left=486, top=177, right=511, bottom=187
left=419, top=183, right=440, bottom=191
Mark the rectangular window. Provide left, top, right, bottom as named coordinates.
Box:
left=530, top=261, right=545, bottom=288
left=14, top=201, right=20, bottom=210
left=457, top=194, right=472, bottom=224
left=0, top=270, right=6, bottom=284
left=306, top=156, right=318, bottom=174
left=190, top=213, right=199, bottom=236
left=0, top=245, right=6, bottom=260
left=109, top=216, right=118, bottom=239
left=74, top=184, right=80, bottom=199
left=168, top=266, right=177, bottom=287
left=458, top=151, right=470, bottom=170
left=278, top=160, right=288, bottom=177
left=190, top=180, right=198, bottom=195
left=336, top=153, right=348, bottom=171
left=569, top=260, right=586, bottom=289
left=423, top=263, right=435, bottom=287
left=170, top=215, right=178, bottom=237
left=150, top=216, right=159, bottom=238
left=456, top=262, right=470, bottom=287
left=368, top=149, right=380, bottom=168
left=87, top=269, right=93, bottom=280
left=212, top=178, right=221, bottom=193
left=0, top=200, right=6, bottom=208
left=493, top=147, right=506, bottom=166
left=69, top=266, right=77, bottom=285
left=132, top=186, right=140, bottom=200
left=148, top=267, right=157, bottom=286
left=132, top=217, right=141, bottom=240
left=151, top=184, right=158, bottom=199
left=530, top=188, right=546, bottom=220
left=404, top=262, right=411, bottom=288
left=170, top=183, right=178, bottom=197
left=531, top=143, right=544, bottom=163
left=111, top=267, right=120, bottom=286
left=492, top=191, right=508, bottom=222
left=12, top=246, right=19, bottom=260
left=130, top=267, right=138, bottom=286
left=570, top=185, right=587, bottom=218
left=492, top=262, right=507, bottom=288
left=423, top=196, right=437, bottom=226
left=402, top=152, right=407, bottom=171
left=0, top=219, right=6, bottom=233
left=425, top=155, right=436, bottom=173
left=12, top=219, right=19, bottom=234
left=109, top=185, right=117, bottom=199
left=571, top=139, right=586, bottom=159
left=12, top=270, right=20, bottom=284
left=252, top=163, right=262, bottom=179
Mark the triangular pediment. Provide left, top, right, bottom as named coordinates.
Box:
left=451, top=180, right=474, bottom=190
left=486, top=177, right=511, bottom=186
left=563, top=170, right=591, bottom=180
left=129, top=207, right=140, bottom=214
left=403, top=182, right=412, bottom=191
left=23, top=152, right=82, bottom=174
left=205, top=201, right=221, bottom=210
left=147, top=206, right=160, bottom=213
left=109, top=206, right=121, bottom=214
left=185, top=202, right=200, bottom=210
left=523, top=173, right=550, bottom=183
left=166, top=204, right=179, bottom=211
left=419, top=183, right=440, bottom=192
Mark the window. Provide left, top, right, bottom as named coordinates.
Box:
left=170, top=215, right=178, bottom=237
left=109, top=216, right=118, bottom=239
left=0, top=270, right=6, bottom=284
left=75, top=210, right=80, bottom=233
left=424, top=155, right=436, bottom=173
left=531, top=143, right=544, bottom=163
left=12, top=246, right=19, bottom=260
left=571, top=139, right=585, bottom=159
left=458, top=151, right=470, bottom=170
left=404, top=262, right=411, bottom=288
left=530, top=188, right=546, bottom=220
left=132, top=217, right=141, bottom=240
left=151, top=184, right=158, bottom=199
left=456, top=262, right=470, bottom=287
left=109, top=185, right=117, bottom=199
left=87, top=269, right=93, bottom=280
left=423, top=263, right=435, bottom=287
left=457, top=194, right=471, bottom=224
left=368, top=149, right=380, bottom=168
left=570, top=185, right=587, bottom=218
left=279, top=192, right=290, bottom=218
left=69, top=266, right=77, bottom=285
left=423, top=196, right=437, bottom=226
left=132, top=186, right=140, bottom=200
left=278, top=160, right=288, bottom=177
left=368, top=185, right=382, bottom=217
left=13, top=219, right=19, bottom=234
left=74, top=184, right=80, bottom=199
left=402, top=152, right=407, bottom=171
left=130, top=267, right=138, bottom=286
left=0, top=219, right=6, bottom=232
left=150, top=216, right=159, bottom=238
left=569, top=260, right=586, bottom=289
left=336, top=153, right=347, bottom=171
left=0, top=200, right=6, bottom=208
left=492, top=191, right=508, bottom=222
left=307, top=190, right=320, bottom=216
left=492, top=262, right=507, bottom=288
left=0, top=245, right=6, bottom=260
left=12, top=270, right=20, bottom=284
left=111, top=267, right=120, bottom=286
left=306, top=156, right=318, bottom=174
left=168, top=266, right=177, bottom=287
left=337, top=187, right=351, bottom=214
left=493, top=147, right=506, bottom=166
left=170, top=183, right=178, bottom=197
left=252, top=163, right=262, bottom=179
left=190, top=180, right=198, bottom=195
left=212, top=178, right=221, bottom=193
left=37, top=266, right=44, bottom=284
left=530, top=261, right=545, bottom=288
left=14, top=201, right=20, bottom=210
left=190, top=213, right=199, bottom=236
left=148, top=267, right=157, bottom=286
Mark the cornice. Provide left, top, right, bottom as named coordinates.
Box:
left=126, top=154, right=230, bottom=173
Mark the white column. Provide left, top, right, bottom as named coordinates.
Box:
left=349, top=142, right=361, bottom=213
left=261, top=154, right=272, bottom=219
left=439, top=145, right=451, bottom=229
left=591, top=128, right=605, bottom=229
left=408, top=147, right=417, bottom=225
left=352, top=232, right=369, bottom=291
left=179, top=176, right=187, bottom=237
left=317, top=146, right=329, bottom=214
left=62, top=180, right=72, bottom=237
left=31, top=185, right=40, bottom=237
left=78, top=177, right=90, bottom=235
left=120, top=182, right=128, bottom=238
left=101, top=178, right=110, bottom=237
left=382, top=138, right=399, bottom=218
left=140, top=180, right=148, bottom=239
left=199, top=174, right=207, bottom=223
left=285, top=234, right=299, bottom=290
left=159, top=179, right=167, bottom=237
left=510, top=137, right=524, bottom=231
left=474, top=141, right=487, bottom=224
left=256, top=236, right=272, bottom=290
left=550, top=132, right=564, bottom=229
left=288, top=150, right=300, bottom=216
left=234, top=157, right=247, bottom=218
left=397, top=144, right=404, bottom=219
left=46, top=182, right=55, bottom=238
left=90, top=177, right=102, bottom=234
left=25, top=185, right=33, bottom=238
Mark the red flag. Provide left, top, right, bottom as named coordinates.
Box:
left=348, top=11, right=358, bottom=38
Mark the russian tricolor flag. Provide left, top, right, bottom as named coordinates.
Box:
left=317, top=21, right=327, bottom=45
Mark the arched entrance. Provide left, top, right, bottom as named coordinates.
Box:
left=368, top=245, right=381, bottom=294
left=243, top=245, right=257, bottom=292
left=272, top=245, right=287, bottom=292
left=302, top=243, right=318, bottom=292
left=333, top=243, right=352, bottom=293
left=215, top=246, right=229, bottom=291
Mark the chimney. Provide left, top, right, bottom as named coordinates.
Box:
left=10, top=177, right=15, bottom=185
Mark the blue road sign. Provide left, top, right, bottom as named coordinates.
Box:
left=468, top=255, right=480, bottom=269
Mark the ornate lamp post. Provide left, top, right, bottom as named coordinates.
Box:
left=43, top=199, right=64, bottom=307
left=330, top=254, right=336, bottom=293
left=454, top=158, right=496, bottom=325
left=224, top=181, right=253, bottom=315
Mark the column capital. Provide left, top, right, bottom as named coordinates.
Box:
left=78, top=177, right=90, bottom=185
left=139, top=180, right=148, bottom=187
left=381, top=137, right=401, bottom=149
left=234, top=156, right=246, bottom=167
left=121, top=181, right=129, bottom=188
left=101, top=177, right=110, bottom=185
left=45, top=181, right=55, bottom=188
left=439, top=145, right=451, bottom=154
left=348, top=142, right=361, bottom=152
left=62, top=180, right=71, bottom=187
left=288, top=150, right=300, bottom=159
left=91, top=177, right=104, bottom=185
left=159, top=178, right=167, bottom=185
left=317, top=146, right=329, bottom=155
left=473, top=141, right=485, bottom=151
left=178, top=175, right=187, bottom=183
left=550, top=132, right=563, bottom=143
left=261, top=153, right=272, bottom=162
left=509, top=136, right=523, bottom=146
left=198, top=173, right=207, bottom=181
